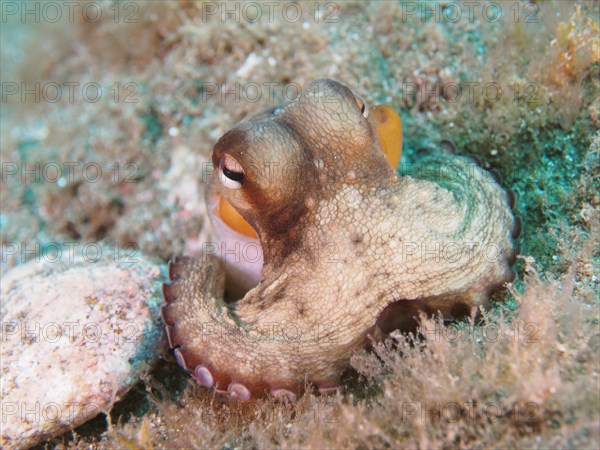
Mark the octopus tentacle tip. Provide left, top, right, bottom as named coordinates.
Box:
left=228, top=382, right=251, bottom=401
left=173, top=348, right=187, bottom=369
left=271, top=388, right=297, bottom=402
left=192, top=366, right=214, bottom=388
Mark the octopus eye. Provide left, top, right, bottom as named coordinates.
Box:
left=219, top=154, right=244, bottom=189
left=355, top=95, right=369, bottom=118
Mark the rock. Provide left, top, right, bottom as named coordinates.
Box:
left=0, top=249, right=165, bottom=449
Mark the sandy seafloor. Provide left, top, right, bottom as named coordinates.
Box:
left=1, top=1, right=599, bottom=448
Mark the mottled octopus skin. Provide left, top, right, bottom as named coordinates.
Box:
left=161, top=79, right=519, bottom=401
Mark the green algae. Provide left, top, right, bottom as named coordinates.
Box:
left=140, top=106, right=163, bottom=146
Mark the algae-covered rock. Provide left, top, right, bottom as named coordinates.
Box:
left=0, top=249, right=165, bottom=449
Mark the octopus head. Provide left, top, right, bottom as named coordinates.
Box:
left=212, top=79, right=402, bottom=255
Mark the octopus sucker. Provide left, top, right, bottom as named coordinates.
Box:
left=271, top=388, right=298, bottom=402
left=164, top=324, right=177, bottom=348
left=161, top=79, right=519, bottom=401
left=192, top=365, right=215, bottom=388
left=507, top=188, right=517, bottom=209
left=512, top=215, right=523, bottom=239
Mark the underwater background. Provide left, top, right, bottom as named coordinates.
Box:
left=1, top=1, right=599, bottom=448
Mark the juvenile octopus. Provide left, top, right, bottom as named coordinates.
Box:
left=161, top=79, right=520, bottom=401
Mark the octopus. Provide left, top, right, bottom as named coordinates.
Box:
left=161, top=79, right=520, bottom=401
